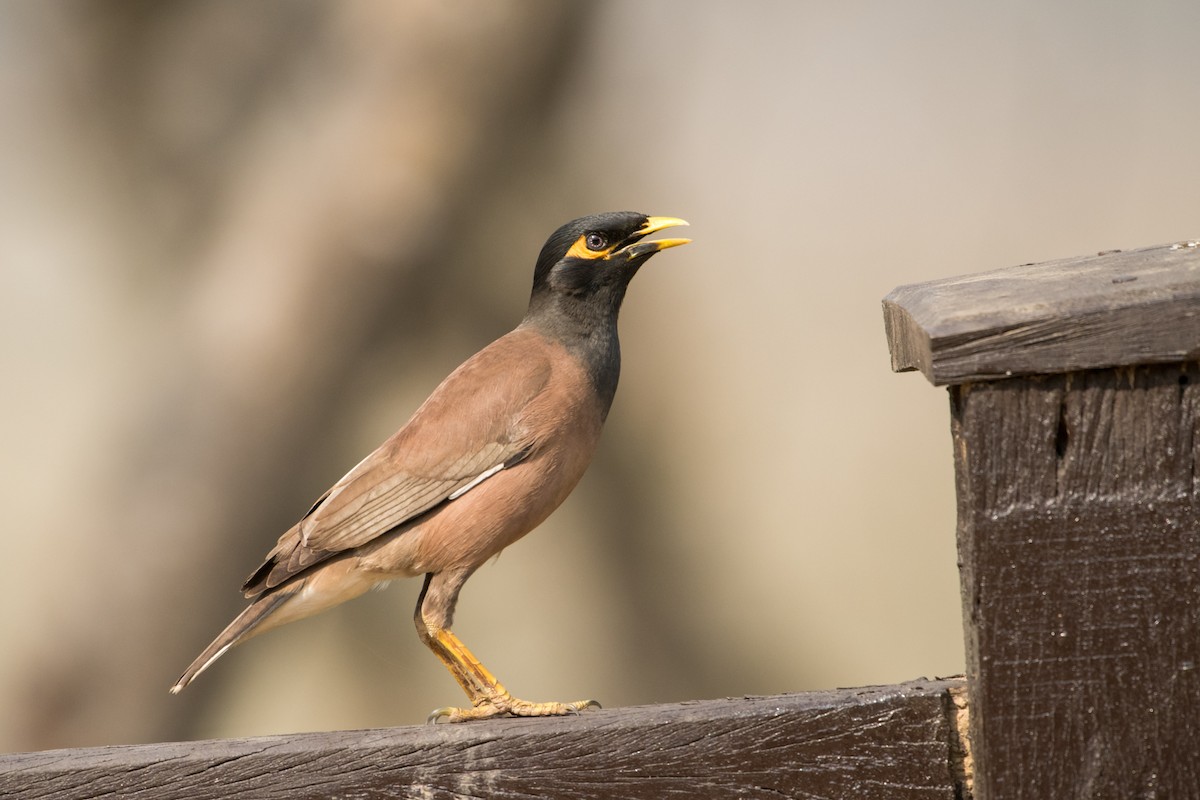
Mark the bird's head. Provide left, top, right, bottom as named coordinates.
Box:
left=530, top=212, right=690, bottom=302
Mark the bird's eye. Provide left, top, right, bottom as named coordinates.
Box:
left=585, top=233, right=607, bottom=251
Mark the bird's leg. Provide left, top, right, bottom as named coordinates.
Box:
left=423, top=627, right=600, bottom=722
left=415, top=572, right=600, bottom=723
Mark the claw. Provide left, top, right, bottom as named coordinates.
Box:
left=426, top=706, right=457, bottom=724
left=562, top=699, right=602, bottom=716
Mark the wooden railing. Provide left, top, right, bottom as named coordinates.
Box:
left=0, top=680, right=963, bottom=799
left=4, top=240, right=1197, bottom=799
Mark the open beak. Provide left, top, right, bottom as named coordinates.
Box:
left=617, top=216, right=691, bottom=259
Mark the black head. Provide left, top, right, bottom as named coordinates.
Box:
left=528, top=212, right=690, bottom=308
left=522, top=212, right=689, bottom=411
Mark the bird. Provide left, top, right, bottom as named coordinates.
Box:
left=171, top=212, right=690, bottom=722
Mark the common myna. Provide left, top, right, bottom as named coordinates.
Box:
left=171, top=212, right=690, bottom=722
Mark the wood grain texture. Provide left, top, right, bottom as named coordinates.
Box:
left=951, top=363, right=1200, bottom=799
left=0, top=680, right=963, bottom=800
left=883, top=241, right=1200, bottom=385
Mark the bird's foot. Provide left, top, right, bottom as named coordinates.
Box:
left=427, top=695, right=600, bottom=724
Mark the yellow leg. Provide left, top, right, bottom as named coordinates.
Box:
left=422, top=628, right=600, bottom=723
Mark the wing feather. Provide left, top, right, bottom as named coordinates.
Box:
left=242, top=331, right=553, bottom=596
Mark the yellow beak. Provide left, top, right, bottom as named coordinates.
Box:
left=632, top=216, right=691, bottom=252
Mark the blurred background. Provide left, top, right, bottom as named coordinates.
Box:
left=2, top=0, right=1197, bottom=753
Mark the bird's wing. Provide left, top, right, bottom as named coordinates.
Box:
left=243, top=331, right=553, bottom=595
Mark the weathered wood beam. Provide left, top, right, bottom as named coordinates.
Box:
left=883, top=240, right=1200, bottom=385
left=1, top=679, right=964, bottom=800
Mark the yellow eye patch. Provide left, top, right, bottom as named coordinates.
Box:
left=565, top=234, right=618, bottom=261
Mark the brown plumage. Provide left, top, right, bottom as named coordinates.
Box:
left=171, top=212, right=689, bottom=722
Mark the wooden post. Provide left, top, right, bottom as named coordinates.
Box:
left=883, top=241, right=1200, bottom=799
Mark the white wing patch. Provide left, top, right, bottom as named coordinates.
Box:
left=448, top=463, right=507, bottom=500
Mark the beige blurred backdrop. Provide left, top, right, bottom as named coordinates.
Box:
left=2, top=0, right=1197, bottom=753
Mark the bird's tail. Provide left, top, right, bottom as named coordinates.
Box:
left=170, top=589, right=292, bottom=694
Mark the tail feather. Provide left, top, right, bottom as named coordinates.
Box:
left=170, top=590, right=292, bottom=694
left=172, top=555, right=383, bottom=694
